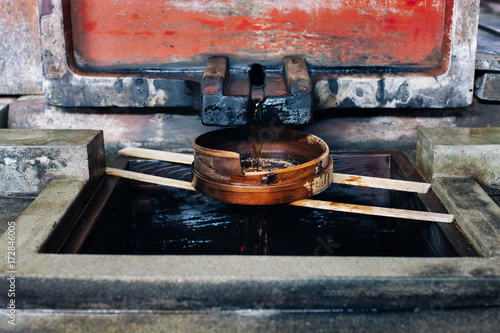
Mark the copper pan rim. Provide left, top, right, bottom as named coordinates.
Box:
left=192, top=127, right=334, bottom=205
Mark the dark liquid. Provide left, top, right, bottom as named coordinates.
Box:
left=63, top=154, right=471, bottom=257
left=241, top=157, right=298, bottom=173
left=250, top=103, right=264, bottom=171
left=234, top=206, right=270, bottom=255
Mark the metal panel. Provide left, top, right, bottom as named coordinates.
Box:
left=69, top=0, right=447, bottom=70
left=38, top=0, right=480, bottom=122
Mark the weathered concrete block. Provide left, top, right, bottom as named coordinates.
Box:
left=0, top=129, right=104, bottom=196
left=0, top=98, right=14, bottom=128
left=416, top=127, right=500, bottom=188
left=475, top=72, right=500, bottom=101
left=432, top=177, right=500, bottom=257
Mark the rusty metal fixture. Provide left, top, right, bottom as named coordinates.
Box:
left=201, top=56, right=312, bottom=126
left=192, top=128, right=333, bottom=205
left=38, top=0, right=479, bottom=123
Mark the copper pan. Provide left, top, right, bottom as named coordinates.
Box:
left=192, top=127, right=333, bottom=205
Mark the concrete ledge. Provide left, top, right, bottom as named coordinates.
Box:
left=0, top=129, right=105, bottom=196
left=0, top=197, right=34, bottom=237
left=432, top=177, right=500, bottom=257
left=416, top=127, right=500, bottom=188
left=2, top=308, right=499, bottom=333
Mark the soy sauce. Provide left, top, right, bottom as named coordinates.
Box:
left=250, top=102, right=264, bottom=171
left=241, top=157, right=298, bottom=173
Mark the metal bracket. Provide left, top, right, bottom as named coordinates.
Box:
left=201, top=56, right=312, bottom=126
left=201, top=57, right=249, bottom=126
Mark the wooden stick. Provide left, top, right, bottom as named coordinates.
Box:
left=119, top=147, right=194, bottom=165
left=106, top=168, right=453, bottom=223
left=332, top=173, right=431, bottom=193
left=118, top=147, right=431, bottom=194
left=105, top=167, right=195, bottom=191
left=290, top=199, right=454, bottom=223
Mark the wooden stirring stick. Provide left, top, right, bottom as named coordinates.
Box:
left=290, top=199, right=453, bottom=223
left=106, top=167, right=454, bottom=223
left=332, top=173, right=430, bottom=193
left=118, top=147, right=431, bottom=194
left=119, top=147, right=194, bottom=165
left=106, top=167, right=195, bottom=191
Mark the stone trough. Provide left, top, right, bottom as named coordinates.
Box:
left=0, top=128, right=499, bottom=331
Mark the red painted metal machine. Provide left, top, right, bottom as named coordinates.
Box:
left=38, top=0, right=480, bottom=125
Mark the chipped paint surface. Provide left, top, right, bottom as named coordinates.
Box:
left=311, top=171, right=332, bottom=195
left=302, top=171, right=331, bottom=195
left=38, top=0, right=479, bottom=112
left=315, top=42, right=479, bottom=109
left=70, top=0, right=448, bottom=69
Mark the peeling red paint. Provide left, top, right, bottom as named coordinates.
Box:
left=83, top=20, right=97, bottom=32
left=233, top=18, right=259, bottom=32
left=204, top=86, right=220, bottom=95
left=134, top=31, right=154, bottom=36
left=340, top=52, right=346, bottom=63
left=191, top=18, right=225, bottom=28
left=98, top=29, right=129, bottom=36
left=69, top=0, right=451, bottom=71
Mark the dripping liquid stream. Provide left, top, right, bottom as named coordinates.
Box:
left=250, top=101, right=264, bottom=172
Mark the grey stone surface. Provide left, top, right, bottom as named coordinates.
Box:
left=476, top=6, right=500, bottom=72
left=475, top=72, right=500, bottom=101
left=0, top=129, right=105, bottom=196
left=0, top=98, right=14, bottom=128
left=0, top=178, right=498, bottom=313
left=479, top=182, right=500, bottom=207
left=416, top=127, right=500, bottom=189
left=432, top=177, right=500, bottom=257
left=0, top=0, right=43, bottom=94
left=8, top=95, right=500, bottom=153
left=2, top=307, right=499, bottom=333
left=0, top=197, right=34, bottom=237
left=7, top=95, right=220, bottom=154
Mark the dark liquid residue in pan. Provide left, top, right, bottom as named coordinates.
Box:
left=241, top=157, right=299, bottom=173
